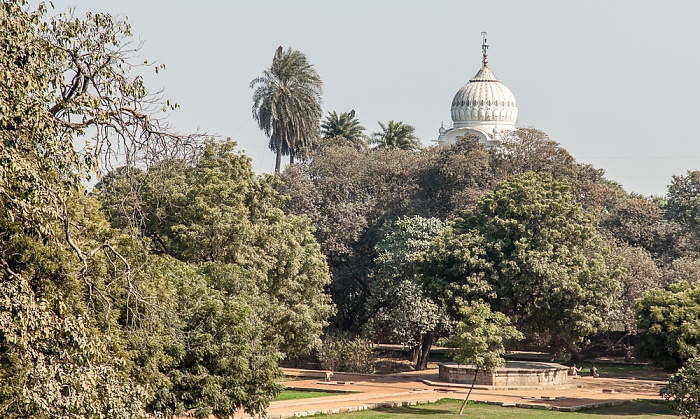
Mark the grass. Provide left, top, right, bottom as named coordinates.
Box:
left=274, top=388, right=354, bottom=401
left=575, top=363, right=669, bottom=381
left=315, top=399, right=677, bottom=419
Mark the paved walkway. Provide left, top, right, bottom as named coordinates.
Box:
left=234, top=368, right=665, bottom=418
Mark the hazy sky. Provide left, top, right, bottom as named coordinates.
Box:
left=45, top=0, right=700, bottom=196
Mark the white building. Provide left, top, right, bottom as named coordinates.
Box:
left=436, top=33, right=518, bottom=147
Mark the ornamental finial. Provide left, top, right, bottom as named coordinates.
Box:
left=481, top=31, right=488, bottom=67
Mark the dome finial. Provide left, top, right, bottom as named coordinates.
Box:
left=481, top=31, right=489, bottom=67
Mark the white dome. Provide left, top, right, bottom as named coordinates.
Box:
left=450, top=66, right=518, bottom=128
left=437, top=35, right=519, bottom=148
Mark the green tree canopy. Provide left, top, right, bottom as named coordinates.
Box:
left=421, top=172, right=620, bottom=359
left=163, top=260, right=283, bottom=418
left=661, top=356, right=700, bottom=418
left=277, top=143, right=424, bottom=331
left=0, top=193, right=161, bottom=418
left=251, top=46, right=323, bottom=173
left=0, top=2, right=202, bottom=416
left=96, top=140, right=334, bottom=358
left=365, top=216, right=449, bottom=370
left=605, top=241, right=661, bottom=335
left=635, top=282, right=700, bottom=371
left=415, top=136, right=496, bottom=218
left=1, top=2, right=322, bottom=417
left=667, top=171, right=700, bottom=228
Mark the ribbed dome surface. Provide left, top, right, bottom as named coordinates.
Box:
left=450, top=66, right=518, bottom=126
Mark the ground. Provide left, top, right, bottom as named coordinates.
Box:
left=234, top=365, right=668, bottom=419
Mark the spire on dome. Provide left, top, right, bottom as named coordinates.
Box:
left=481, top=31, right=489, bottom=67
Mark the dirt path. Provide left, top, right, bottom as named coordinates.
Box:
left=233, top=368, right=665, bottom=418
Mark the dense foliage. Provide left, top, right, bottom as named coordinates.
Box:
left=5, top=2, right=700, bottom=418
left=278, top=127, right=698, bottom=365
left=365, top=216, right=450, bottom=370
left=0, top=2, right=183, bottom=416
left=96, top=140, right=334, bottom=358
left=635, top=282, right=700, bottom=371
left=421, top=173, right=620, bottom=359
left=0, top=3, right=331, bottom=418
left=318, top=333, right=375, bottom=374
left=661, top=356, right=700, bottom=418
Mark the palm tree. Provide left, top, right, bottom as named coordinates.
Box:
left=370, top=120, right=421, bottom=151
left=250, top=46, right=323, bottom=173
left=320, top=110, right=367, bottom=150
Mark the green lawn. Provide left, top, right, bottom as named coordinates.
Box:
left=274, top=388, right=353, bottom=401
left=316, top=399, right=678, bottom=419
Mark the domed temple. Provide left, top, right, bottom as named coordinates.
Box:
left=437, top=33, right=518, bottom=147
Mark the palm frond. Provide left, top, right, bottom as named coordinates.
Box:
left=250, top=47, right=323, bottom=172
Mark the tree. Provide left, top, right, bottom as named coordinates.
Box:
left=277, top=143, right=424, bottom=332
left=0, top=2, right=200, bottom=416
left=251, top=46, right=323, bottom=173
left=441, top=300, right=523, bottom=414
left=663, top=256, right=700, bottom=286
left=414, top=136, right=496, bottom=218
left=661, top=356, right=700, bottom=418
left=1, top=2, right=306, bottom=417
left=0, top=205, right=154, bottom=418
left=320, top=110, right=367, bottom=150
left=604, top=241, right=661, bottom=354
left=667, top=171, right=700, bottom=229
left=595, top=187, right=683, bottom=262
left=421, top=172, right=620, bottom=361
left=370, top=120, right=421, bottom=151
left=494, top=128, right=580, bottom=180
left=1, top=1, right=196, bottom=236
left=96, top=140, right=334, bottom=358
left=365, top=216, right=449, bottom=370
left=163, top=261, right=283, bottom=418
left=635, top=282, right=700, bottom=371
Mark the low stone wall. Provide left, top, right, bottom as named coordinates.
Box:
left=438, top=361, right=569, bottom=386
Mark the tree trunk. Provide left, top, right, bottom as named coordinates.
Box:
left=274, top=133, right=283, bottom=174
left=565, top=340, right=581, bottom=365
left=625, top=334, right=633, bottom=362
left=416, top=331, right=433, bottom=371
left=459, top=366, right=479, bottom=415
left=409, top=345, right=420, bottom=366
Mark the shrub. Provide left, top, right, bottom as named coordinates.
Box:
left=661, top=356, right=700, bottom=418
left=318, top=333, right=375, bottom=374
left=635, top=282, right=700, bottom=371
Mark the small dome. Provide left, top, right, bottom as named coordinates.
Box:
left=450, top=65, right=518, bottom=127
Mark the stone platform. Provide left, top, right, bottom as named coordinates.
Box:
left=438, top=361, right=569, bottom=387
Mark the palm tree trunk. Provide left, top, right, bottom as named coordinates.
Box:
left=458, top=367, right=479, bottom=415
left=274, top=129, right=284, bottom=174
